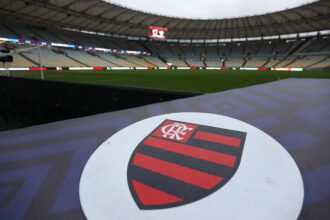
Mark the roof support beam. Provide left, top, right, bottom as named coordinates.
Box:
left=79, top=1, right=105, bottom=13
left=254, top=16, right=272, bottom=36
left=278, top=11, right=301, bottom=33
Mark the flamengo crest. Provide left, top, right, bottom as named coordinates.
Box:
left=127, top=119, right=247, bottom=210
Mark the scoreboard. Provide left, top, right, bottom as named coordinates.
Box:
left=149, top=26, right=168, bottom=39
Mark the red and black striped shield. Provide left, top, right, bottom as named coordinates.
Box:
left=127, top=119, right=246, bottom=210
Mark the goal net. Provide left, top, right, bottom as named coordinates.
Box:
left=2, top=46, right=44, bottom=79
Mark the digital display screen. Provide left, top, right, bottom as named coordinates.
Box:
left=149, top=26, right=168, bottom=39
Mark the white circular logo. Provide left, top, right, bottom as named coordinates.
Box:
left=79, top=112, right=304, bottom=220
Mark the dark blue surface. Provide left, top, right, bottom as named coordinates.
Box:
left=0, top=78, right=329, bottom=219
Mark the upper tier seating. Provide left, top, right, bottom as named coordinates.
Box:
left=225, top=58, right=244, bottom=67
left=1, top=22, right=329, bottom=68
left=245, top=57, right=268, bottom=67
left=144, top=56, right=167, bottom=67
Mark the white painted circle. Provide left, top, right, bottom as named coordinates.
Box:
left=79, top=112, right=304, bottom=220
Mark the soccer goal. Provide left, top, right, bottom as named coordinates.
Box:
left=14, top=46, right=45, bottom=79
left=0, top=49, right=13, bottom=76
left=0, top=62, right=12, bottom=76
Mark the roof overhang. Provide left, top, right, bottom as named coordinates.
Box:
left=0, top=0, right=329, bottom=39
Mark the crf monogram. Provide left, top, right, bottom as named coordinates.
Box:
left=161, top=123, right=193, bottom=140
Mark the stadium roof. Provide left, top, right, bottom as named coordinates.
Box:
left=0, top=0, right=329, bottom=39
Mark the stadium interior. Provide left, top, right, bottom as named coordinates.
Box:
left=0, top=0, right=329, bottom=70
left=0, top=1, right=330, bottom=220
left=0, top=21, right=329, bottom=69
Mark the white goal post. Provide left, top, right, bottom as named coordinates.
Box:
left=0, top=62, right=12, bottom=76
left=14, top=46, right=44, bottom=79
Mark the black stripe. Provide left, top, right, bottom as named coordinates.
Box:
left=196, top=124, right=246, bottom=139
left=149, top=135, right=242, bottom=155
left=186, top=138, right=242, bottom=155
left=130, top=165, right=208, bottom=201
left=137, top=144, right=234, bottom=177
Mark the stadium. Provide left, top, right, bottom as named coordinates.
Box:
left=0, top=0, right=329, bottom=219
left=0, top=0, right=329, bottom=71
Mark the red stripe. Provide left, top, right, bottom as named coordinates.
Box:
left=93, top=67, right=104, bottom=70
left=144, top=137, right=236, bottom=167
left=133, top=153, right=223, bottom=190
left=132, top=180, right=182, bottom=206
left=29, top=67, right=47, bottom=71
left=258, top=68, right=268, bottom=71
left=194, top=131, right=241, bottom=147
left=221, top=67, right=228, bottom=70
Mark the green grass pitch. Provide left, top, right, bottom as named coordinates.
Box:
left=9, top=69, right=330, bottom=93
